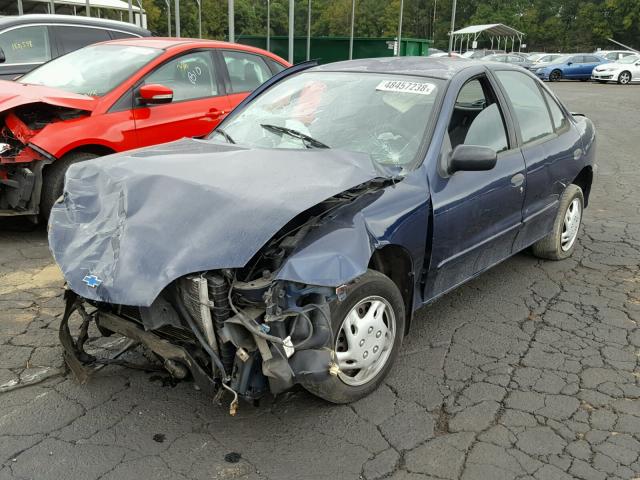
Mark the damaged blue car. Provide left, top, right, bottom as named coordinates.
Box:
left=49, top=57, right=595, bottom=411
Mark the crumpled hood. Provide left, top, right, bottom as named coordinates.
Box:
left=0, top=80, right=97, bottom=113
left=48, top=138, right=385, bottom=306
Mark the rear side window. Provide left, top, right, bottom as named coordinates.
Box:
left=541, top=89, right=568, bottom=132
left=265, top=57, right=286, bottom=74
left=54, top=26, right=111, bottom=54
left=222, top=50, right=272, bottom=93
left=585, top=56, right=601, bottom=63
left=495, top=70, right=554, bottom=144
left=0, top=26, right=51, bottom=64
left=109, top=31, right=139, bottom=40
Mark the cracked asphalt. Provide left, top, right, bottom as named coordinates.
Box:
left=1, top=82, right=639, bottom=480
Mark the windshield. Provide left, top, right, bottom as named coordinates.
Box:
left=19, top=44, right=162, bottom=96
left=619, top=55, right=639, bottom=64
left=209, top=71, right=443, bottom=167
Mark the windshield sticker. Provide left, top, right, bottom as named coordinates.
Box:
left=376, top=80, right=435, bottom=95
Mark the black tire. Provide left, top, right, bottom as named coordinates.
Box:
left=549, top=70, right=562, bottom=82
left=532, top=184, right=584, bottom=260
left=618, top=71, right=632, bottom=85
left=40, top=151, right=99, bottom=221
left=303, top=269, right=405, bottom=404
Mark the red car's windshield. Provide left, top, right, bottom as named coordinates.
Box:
left=19, top=44, right=162, bottom=97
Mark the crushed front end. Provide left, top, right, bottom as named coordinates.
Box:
left=60, top=268, right=337, bottom=414
left=0, top=104, right=88, bottom=216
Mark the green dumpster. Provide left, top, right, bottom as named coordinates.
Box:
left=236, top=36, right=432, bottom=64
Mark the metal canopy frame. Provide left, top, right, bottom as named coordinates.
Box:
left=451, top=23, right=525, bottom=53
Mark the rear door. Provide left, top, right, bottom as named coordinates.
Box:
left=0, top=25, right=54, bottom=79
left=133, top=49, right=232, bottom=147
left=426, top=73, right=527, bottom=298
left=583, top=55, right=605, bottom=76
left=493, top=70, right=582, bottom=249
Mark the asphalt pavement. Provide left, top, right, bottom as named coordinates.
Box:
left=1, top=81, right=639, bottom=480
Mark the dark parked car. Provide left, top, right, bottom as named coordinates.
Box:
left=0, top=14, right=150, bottom=79
left=50, top=58, right=595, bottom=411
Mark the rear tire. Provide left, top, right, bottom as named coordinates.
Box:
left=40, top=151, right=99, bottom=222
left=303, top=270, right=405, bottom=404
left=532, top=185, right=584, bottom=260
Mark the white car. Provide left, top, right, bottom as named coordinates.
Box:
left=591, top=54, right=640, bottom=84
left=593, top=50, right=637, bottom=62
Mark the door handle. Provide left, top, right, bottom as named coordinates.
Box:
left=511, top=173, right=525, bottom=187
left=205, top=108, right=226, bottom=119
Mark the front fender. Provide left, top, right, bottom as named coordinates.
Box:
left=276, top=169, right=432, bottom=296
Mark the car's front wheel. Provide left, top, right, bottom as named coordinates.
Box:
left=549, top=70, right=562, bottom=82
left=303, top=269, right=405, bottom=403
left=618, top=71, right=632, bottom=85
left=40, top=151, right=99, bottom=222
left=532, top=184, right=584, bottom=260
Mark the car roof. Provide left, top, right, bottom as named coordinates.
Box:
left=99, top=37, right=289, bottom=64
left=0, top=14, right=150, bottom=34
left=311, top=56, right=516, bottom=80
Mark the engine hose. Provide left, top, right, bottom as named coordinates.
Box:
left=174, top=296, right=228, bottom=380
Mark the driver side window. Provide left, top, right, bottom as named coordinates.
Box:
left=447, top=77, right=509, bottom=154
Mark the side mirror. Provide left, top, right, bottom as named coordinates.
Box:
left=138, top=84, right=173, bottom=105
left=567, top=61, right=573, bottom=65
left=449, top=145, right=497, bottom=174
left=0, top=47, right=5, bottom=64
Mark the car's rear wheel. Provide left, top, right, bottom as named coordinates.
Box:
left=549, top=70, right=562, bottom=82
left=40, top=151, right=99, bottom=222
left=303, top=269, right=405, bottom=404
left=532, top=184, right=584, bottom=260
left=618, top=71, right=632, bottom=85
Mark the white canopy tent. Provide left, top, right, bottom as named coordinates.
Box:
left=12, top=0, right=145, bottom=26
left=451, top=23, right=525, bottom=53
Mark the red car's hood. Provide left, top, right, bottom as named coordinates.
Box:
left=0, top=80, right=98, bottom=113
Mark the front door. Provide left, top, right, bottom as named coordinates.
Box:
left=426, top=74, right=526, bottom=299
left=133, top=50, right=232, bottom=147
left=563, top=56, right=583, bottom=78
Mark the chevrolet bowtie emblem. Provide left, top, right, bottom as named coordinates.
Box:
left=82, top=274, right=103, bottom=288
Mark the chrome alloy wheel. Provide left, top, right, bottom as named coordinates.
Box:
left=334, top=296, right=396, bottom=386
left=561, top=198, right=582, bottom=251
left=619, top=71, right=631, bottom=85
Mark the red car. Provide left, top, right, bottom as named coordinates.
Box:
left=0, top=38, right=289, bottom=220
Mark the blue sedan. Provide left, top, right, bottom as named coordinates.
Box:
left=50, top=58, right=596, bottom=408
left=535, top=53, right=608, bottom=81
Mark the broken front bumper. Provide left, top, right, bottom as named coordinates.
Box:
left=59, top=290, right=218, bottom=397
